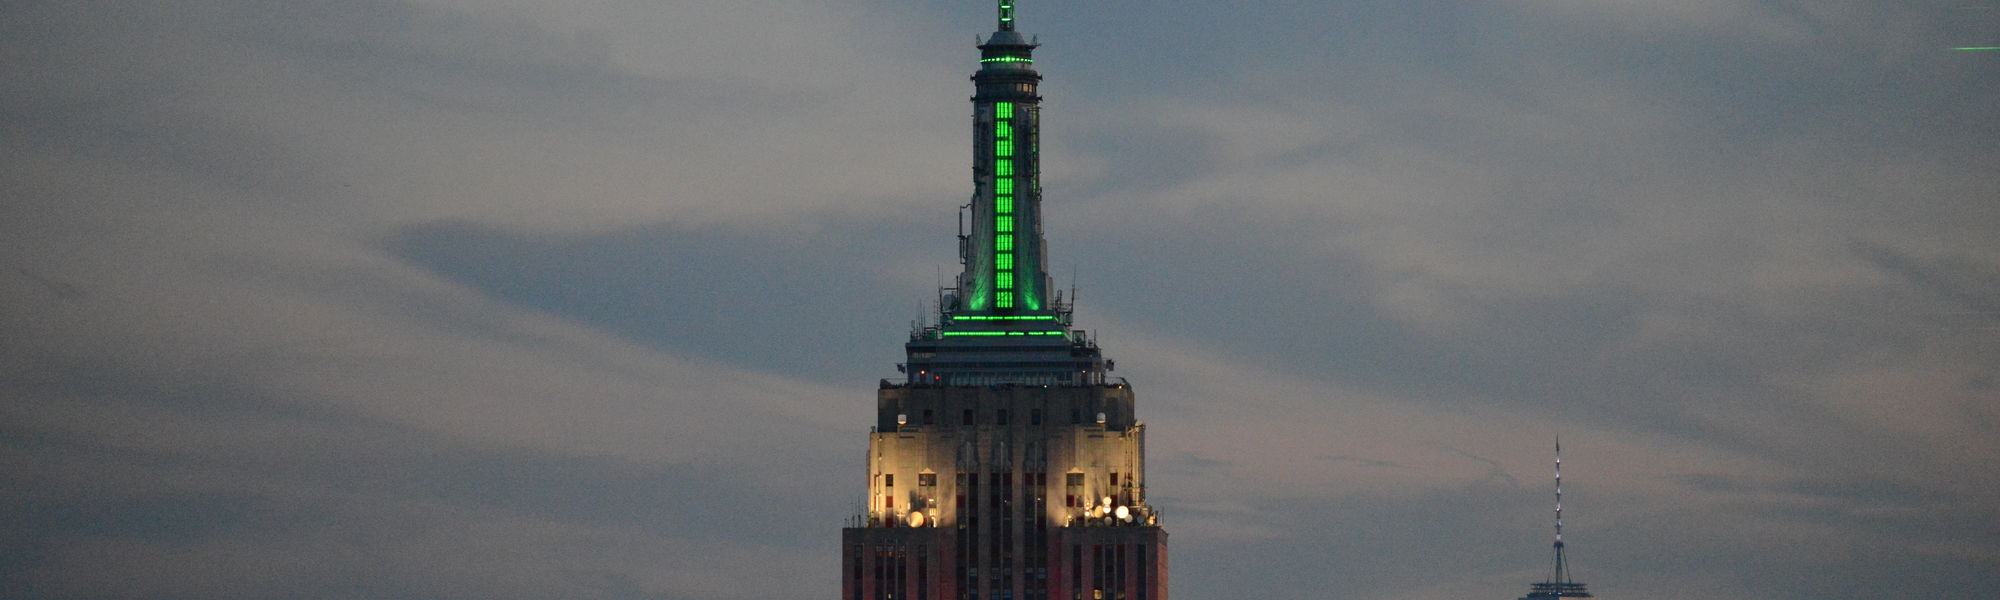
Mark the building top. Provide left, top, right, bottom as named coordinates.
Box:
left=897, top=0, right=1115, bottom=387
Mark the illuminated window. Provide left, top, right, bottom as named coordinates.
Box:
left=997, top=122, right=1013, bottom=139
left=997, top=234, right=1013, bottom=251
left=996, top=195, right=1013, bottom=213
left=996, top=159, right=1013, bottom=176
left=995, top=179, right=1014, bottom=194
left=920, top=473, right=937, bottom=486
left=995, top=102, right=1013, bottom=119
left=996, top=139, right=1013, bottom=157
left=996, top=216, right=1014, bottom=232
left=998, top=292, right=1014, bottom=308
left=996, top=253, right=1014, bottom=270
left=997, top=272, right=1014, bottom=289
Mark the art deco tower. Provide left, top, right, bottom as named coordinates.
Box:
left=841, top=3, right=1168, bottom=600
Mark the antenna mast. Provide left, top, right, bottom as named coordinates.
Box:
left=1551, top=437, right=1571, bottom=584
left=998, top=0, right=1016, bottom=31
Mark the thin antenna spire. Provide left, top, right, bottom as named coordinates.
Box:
left=997, top=0, right=1016, bottom=31
left=1520, top=435, right=1592, bottom=598
left=1551, top=436, right=1571, bottom=584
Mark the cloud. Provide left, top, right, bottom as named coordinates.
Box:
left=4, top=0, right=1999, bottom=599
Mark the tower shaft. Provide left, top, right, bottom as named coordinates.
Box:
left=962, top=27, right=1046, bottom=314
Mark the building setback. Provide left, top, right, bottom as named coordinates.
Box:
left=841, top=3, right=1168, bottom=600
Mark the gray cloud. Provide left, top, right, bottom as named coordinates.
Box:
left=4, top=0, right=1998, bottom=599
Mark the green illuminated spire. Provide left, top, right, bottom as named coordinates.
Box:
left=899, top=2, right=1111, bottom=388
left=959, top=4, right=1045, bottom=316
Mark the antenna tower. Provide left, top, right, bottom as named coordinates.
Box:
left=1520, top=437, right=1593, bottom=598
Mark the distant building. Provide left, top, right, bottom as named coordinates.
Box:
left=839, top=3, right=1168, bottom=600
left=1520, top=440, right=1593, bottom=599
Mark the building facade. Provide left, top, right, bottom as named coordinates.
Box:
left=841, top=4, right=1168, bottom=600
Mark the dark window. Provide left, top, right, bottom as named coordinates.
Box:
left=963, top=409, right=974, bottom=426
left=997, top=409, right=1009, bottom=425
left=1030, top=409, right=1042, bottom=425
left=923, top=409, right=935, bottom=425
left=1070, top=409, right=1081, bottom=424
left=886, top=474, right=895, bottom=487
left=920, top=473, right=937, bottom=487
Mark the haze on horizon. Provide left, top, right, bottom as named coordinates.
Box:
left=3, top=1, right=1996, bottom=599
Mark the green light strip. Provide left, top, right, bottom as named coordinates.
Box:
left=980, top=56, right=1033, bottom=63
left=994, top=101, right=1016, bottom=309
left=1953, top=46, right=2000, bottom=51
left=952, top=315, right=1057, bottom=321
left=936, top=330, right=1064, bottom=336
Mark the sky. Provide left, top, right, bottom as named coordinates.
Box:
left=3, top=0, right=1997, bottom=598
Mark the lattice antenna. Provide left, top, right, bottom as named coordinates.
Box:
left=1551, top=437, right=1572, bottom=584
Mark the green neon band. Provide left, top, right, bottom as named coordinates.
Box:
left=997, top=122, right=1013, bottom=139
left=996, top=159, right=1013, bottom=176
left=936, top=330, right=1064, bottom=336
left=981, top=56, right=1032, bottom=63
left=997, top=234, right=1013, bottom=251
left=995, top=179, right=1014, bottom=194
left=951, top=315, right=1057, bottom=321
left=998, top=291, right=1014, bottom=308
left=995, top=102, right=1013, bottom=119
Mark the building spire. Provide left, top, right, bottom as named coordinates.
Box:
left=1521, top=437, right=1592, bottom=598
left=1552, top=437, right=1570, bottom=583
left=898, top=0, right=1105, bottom=387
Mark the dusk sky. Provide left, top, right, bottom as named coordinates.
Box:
left=4, top=1, right=1998, bottom=598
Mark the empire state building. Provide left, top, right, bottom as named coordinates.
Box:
left=841, top=3, right=1169, bottom=600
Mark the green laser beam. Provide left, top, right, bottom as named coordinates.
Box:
left=1953, top=47, right=2000, bottom=51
